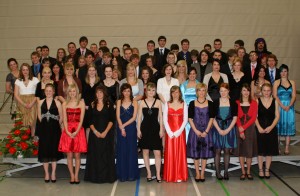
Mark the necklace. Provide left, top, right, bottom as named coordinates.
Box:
left=197, top=98, right=206, bottom=104
left=220, top=98, right=228, bottom=103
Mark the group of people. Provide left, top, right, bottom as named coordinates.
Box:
left=5, top=35, right=296, bottom=184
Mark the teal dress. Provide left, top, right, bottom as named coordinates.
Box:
left=277, top=80, right=296, bottom=136
left=180, top=80, right=199, bottom=142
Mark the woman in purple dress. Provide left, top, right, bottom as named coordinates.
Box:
left=187, top=83, right=215, bottom=182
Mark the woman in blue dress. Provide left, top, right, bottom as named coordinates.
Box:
left=180, top=67, right=199, bottom=141
left=273, top=64, right=296, bottom=155
left=212, top=83, right=237, bottom=180
left=187, top=83, right=215, bottom=182
left=116, top=83, right=139, bottom=181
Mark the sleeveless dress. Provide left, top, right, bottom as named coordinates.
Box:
left=38, top=100, right=63, bottom=162
left=208, top=76, right=224, bottom=102
left=277, top=80, right=296, bottom=136
left=187, top=101, right=214, bottom=159
left=257, top=98, right=279, bottom=156
left=116, top=104, right=139, bottom=181
left=139, top=99, right=162, bottom=150
left=84, top=105, right=116, bottom=183
left=163, top=104, right=188, bottom=182
left=212, top=100, right=237, bottom=149
left=58, top=108, right=87, bottom=153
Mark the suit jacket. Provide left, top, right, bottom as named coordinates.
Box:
left=154, top=48, right=170, bottom=72
left=31, top=64, right=43, bottom=77
left=40, top=56, right=57, bottom=67
left=139, top=53, right=160, bottom=70
left=74, top=48, right=92, bottom=69
left=211, top=50, right=228, bottom=65
left=243, top=62, right=261, bottom=85
left=265, top=67, right=280, bottom=85
left=177, top=51, right=193, bottom=68
left=191, top=62, right=212, bottom=82
left=220, top=62, right=232, bottom=76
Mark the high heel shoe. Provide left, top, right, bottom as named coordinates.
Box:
left=240, top=173, right=246, bottom=181
left=258, top=169, right=264, bottom=179
left=147, top=176, right=155, bottom=182
left=223, top=173, right=229, bottom=180
left=44, top=179, right=50, bottom=183
left=200, top=178, right=206, bottom=182
left=69, top=181, right=75, bottom=184
left=265, top=169, right=270, bottom=179
left=195, top=178, right=201, bottom=182
left=216, top=173, right=223, bottom=180
left=156, top=179, right=162, bottom=183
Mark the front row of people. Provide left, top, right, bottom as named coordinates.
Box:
left=37, top=80, right=287, bottom=184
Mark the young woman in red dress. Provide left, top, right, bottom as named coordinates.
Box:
left=163, top=85, right=188, bottom=182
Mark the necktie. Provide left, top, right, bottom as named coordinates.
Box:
left=183, top=53, right=187, bottom=60
left=160, top=49, right=163, bottom=56
left=81, top=50, right=84, bottom=55
left=34, top=66, right=38, bottom=76
left=270, top=70, right=274, bottom=84
left=251, top=64, right=255, bottom=78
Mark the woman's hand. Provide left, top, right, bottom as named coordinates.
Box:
left=239, top=132, right=245, bottom=140
left=121, top=129, right=126, bottom=137
left=137, top=131, right=142, bottom=139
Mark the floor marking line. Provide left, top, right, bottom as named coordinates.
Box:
left=217, top=180, right=230, bottom=196
left=270, top=169, right=300, bottom=196
left=135, top=169, right=141, bottom=196
left=110, top=180, right=118, bottom=196
left=188, top=168, right=202, bottom=196
left=253, top=170, right=279, bottom=196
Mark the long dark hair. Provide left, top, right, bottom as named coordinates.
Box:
left=239, top=83, right=252, bottom=103
left=92, top=84, right=110, bottom=108
left=119, top=83, right=133, bottom=103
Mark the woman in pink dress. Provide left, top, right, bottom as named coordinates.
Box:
left=163, top=85, right=188, bottom=182
left=58, top=84, right=87, bottom=184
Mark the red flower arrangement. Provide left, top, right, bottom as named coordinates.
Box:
left=0, top=116, right=38, bottom=158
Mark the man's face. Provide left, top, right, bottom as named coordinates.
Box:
left=147, top=43, right=155, bottom=53
left=99, top=41, right=107, bottom=47
left=213, top=52, right=222, bottom=60
left=90, top=45, right=98, bottom=54
left=41, top=48, right=49, bottom=57
left=214, top=41, right=222, bottom=50
left=80, top=40, right=88, bottom=48
left=85, top=55, right=94, bottom=65
left=234, top=44, right=240, bottom=50
left=68, top=44, right=76, bottom=55
left=131, top=58, right=139, bottom=66
left=31, top=55, right=40, bottom=64
left=204, top=46, right=211, bottom=53
left=103, top=56, right=112, bottom=64
left=249, top=52, right=258, bottom=62
left=158, top=39, right=166, bottom=48
left=124, top=50, right=132, bottom=61
left=257, top=41, right=264, bottom=51
left=181, top=42, right=189, bottom=51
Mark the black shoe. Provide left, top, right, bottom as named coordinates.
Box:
left=223, top=173, right=229, bottom=180
left=200, top=178, right=205, bottom=182
left=216, top=173, right=223, bottom=180
left=258, top=169, right=264, bottom=179
left=156, top=179, right=162, bottom=183
left=44, top=179, right=50, bottom=183
left=247, top=173, right=253, bottom=180
left=147, top=177, right=154, bottom=182
left=265, top=169, right=270, bottom=179
left=74, top=181, right=80, bottom=184
left=69, top=181, right=75, bottom=184
left=51, top=179, right=56, bottom=183
left=240, top=174, right=246, bottom=181
left=195, top=178, right=201, bottom=182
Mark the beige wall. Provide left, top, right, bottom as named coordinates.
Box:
left=1, top=0, right=300, bottom=85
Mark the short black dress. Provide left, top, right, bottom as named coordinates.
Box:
left=139, top=99, right=162, bottom=150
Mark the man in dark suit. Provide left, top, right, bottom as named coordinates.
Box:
left=220, top=49, right=237, bottom=76
left=265, top=54, right=280, bottom=85
left=121, top=47, right=132, bottom=78
left=212, top=38, right=228, bottom=65
left=75, top=36, right=92, bottom=69
left=140, top=40, right=160, bottom=69
left=66, top=42, right=77, bottom=63
left=243, top=51, right=261, bottom=85
left=154, top=36, right=170, bottom=72
left=177, top=39, right=193, bottom=68
left=40, top=45, right=56, bottom=67
left=31, top=51, right=43, bottom=77
left=78, top=51, right=95, bottom=83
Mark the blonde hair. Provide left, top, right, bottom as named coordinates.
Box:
left=126, top=63, right=138, bottom=84
left=195, top=83, right=207, bottom=97
left=42, top=67, right=52, bottom=75
left=66, top=83, right=81, bottom=105
left=64, top=62, right=75, bottom=71
left=175, top=60, right=188, bottom=78
left=85, top=64, right=100, bottom=84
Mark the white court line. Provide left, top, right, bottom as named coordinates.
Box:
left=110, top=180, right=118, bottom=196
left=188, top=169, right=202, bottom=196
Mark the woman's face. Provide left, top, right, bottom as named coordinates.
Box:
left=68, top=87, right=77, bottom=98
left=127, top=67, right=135, bottom=77
left=65, top=67, right=74, bottom=76
left=9, top=61, right=18, bottom=72
left=165, top=66, right=173, bottom=76
left=177, top=64, right=186, bottom=73
left=122, top=88, right=131, bottom=98
left=167, top=54, right=175, bottom=64
left=188, top=70, right=196, bottom=81
left=112, top=49, right=120, bottom=57
left=78, top=59, right=86, bottom=67
left=238, top=49, right=245, bottom=58
left=44, top=86, right=55, bottom=98
left=142, top=70, right=149, bottom=80
left=21, top=66, right=29, bottom=77
left=261, top=57, right=267, bottom=65
left=212, top=61, right=220, bottom=72
left=52, top=65, right=60, bottom=75
left=201, top=52, right=208, bottom=62
left=258, top=68, right=266, bottom=78
left=146, top=87, right=156, bottom=98
left=233, top=61, right=242, bottom=72
left=196, top=87, right=206, bottom=98
left=280, top=68, right=288, bottom=78
left=146, top=58, right=153, bottom=67
left=42, top=69, right=52, bottom=80
left=171, top=89, right=180, bottom=100
left=67, top=58, right=73, bottom=64
left=88, top=67, right=96, bottom=77
left=96, top=90, right=104, bottom=100
left=42, top=61, right=51, bottom=68
left=112, top=70, right=119, bottom=80
left=262, top=86, right=272, bottom=98
left=105, top=67, right=113, bottom=78
left=241, top=87, right=250, bottom=98
left=112, top=57, right=118, bottom=66
left=57, top=49, right=65, bottom=58
left=219, top=87, right=229, bottom=98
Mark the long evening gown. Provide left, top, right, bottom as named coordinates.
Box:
left=163, top=104, right=188, bottom=182
left=277, top=80, right=296, bottom=136
left=84, top=104, right=116, bottom=183
left=58, top=108, right=87, bottom=153
left=116, top=104, right=139, bottom=181
left=38, top=100, right=63, bottom=162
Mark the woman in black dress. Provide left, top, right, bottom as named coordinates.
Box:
left=228, top=57, right=246, bottom=101
left=84, top=84, right=116, bottom=183
left=37, top=83, right=63, bottom=183
left=137, top=83, right=163, bottom=182
left=35, top=67, right=57, bottom=101
left=102, top=65, right=119, bottom=106
left=255, top=83, right=279, bottom=179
